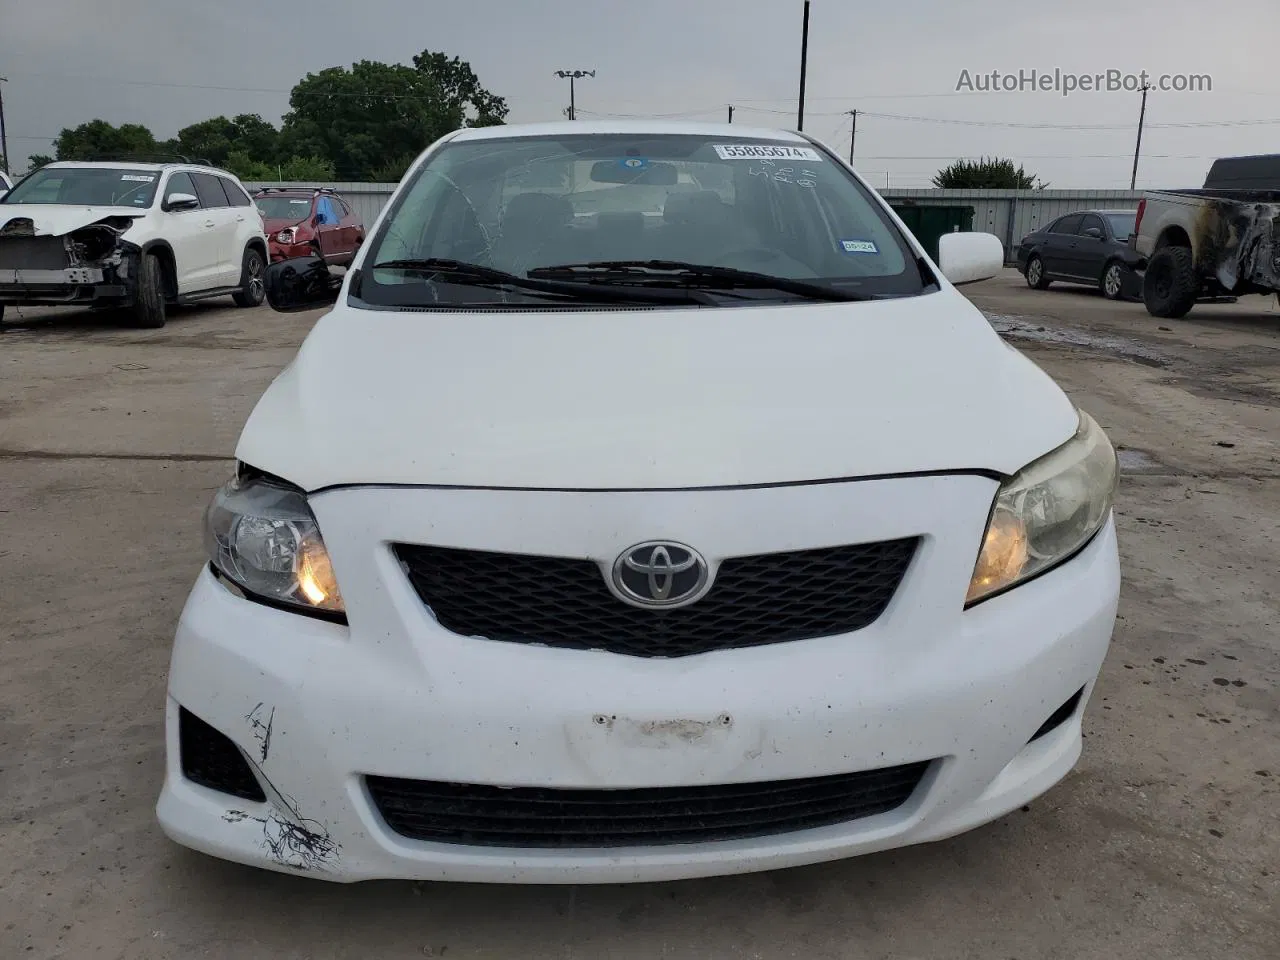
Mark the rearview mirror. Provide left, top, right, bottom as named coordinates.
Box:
left=589, top=160, right=679, bottom=186
left=936, top=231, right=1004, bottom=286
left=264, top=255, right=342, bottom=312
left=163, top=192, right=199, bottom=212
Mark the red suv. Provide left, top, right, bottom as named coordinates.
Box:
left=253, top=188, right=365, bottom=265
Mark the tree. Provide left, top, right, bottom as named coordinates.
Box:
left=932, top=157, right=1048, bottom=190
left=168, top=113, right=280, bottom=167
left=26, top=154, right=54, bottom=172
left=223, top=150, right=278, bottom=182
left=54, top=120, right=161, bottom=160
left=411, top=51, right=508, bottom=128
left=279, top=51, right=506, bottom=180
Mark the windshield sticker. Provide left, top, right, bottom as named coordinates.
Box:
left=840, top=239, right=879, bottom=254
left=120, top=174, right=156, bottom=182
left=714, top=144, right=822, bottom=162
left=289, top=199, right=309, bottom=205
left=748, top=160, right=818, bottom=187
left=618, top=157, right=649, bottom=170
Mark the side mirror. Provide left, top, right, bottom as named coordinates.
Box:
left=163, top=192, right=199, bottom=212
left=1084, top=227, right=1103, bottom=240
left=937, top=231, right=1004, bottom=286
left=264, top=255, right=342, bottom=312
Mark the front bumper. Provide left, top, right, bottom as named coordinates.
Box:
left=268, top=239, right=314, bottom=262
left=0, top=267, right=131, bottom=306
left=157, top=476, right=1120, bottom=884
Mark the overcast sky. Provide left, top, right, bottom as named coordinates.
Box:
left=3, top=0, right=1277, bottom=189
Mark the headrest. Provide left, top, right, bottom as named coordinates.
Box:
left=502, top=192, right=573, bottom=229
left=663, top=190, right=727, bottom=224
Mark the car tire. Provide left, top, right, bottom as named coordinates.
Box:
left=131, top=253, right=167, bottom=328
left=232, top=247, right=266, bottom=308
left=1143, top=246, right=1198, bottom=319
left=1100, top=260, right=1127, bottom=300
left=1025, top=255, right=1050, bottom=290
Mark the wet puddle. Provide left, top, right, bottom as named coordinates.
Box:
left=984, top=313, right=1170, bottom=368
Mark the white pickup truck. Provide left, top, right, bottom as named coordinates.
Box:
left=1131, top=154, right=1280, bottom=318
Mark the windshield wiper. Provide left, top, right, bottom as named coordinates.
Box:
left=369, top=258, right=710, bottom=305
left=526, top=260, right=872, bottom=302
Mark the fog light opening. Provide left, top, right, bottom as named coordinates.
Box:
left=1028, top=687, right=1086, bottom=744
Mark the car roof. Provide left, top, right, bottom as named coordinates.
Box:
left=39, top=160, right=240, bottom=177
left=447, top=119, right=810, bottom=144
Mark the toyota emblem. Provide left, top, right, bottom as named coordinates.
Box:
left=610, top=541, right=710, bottom=608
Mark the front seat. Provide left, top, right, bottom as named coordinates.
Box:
left=490, top=192, right=575, bottom=272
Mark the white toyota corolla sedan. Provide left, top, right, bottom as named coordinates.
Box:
left=156, top=121, right=1121, bottom=884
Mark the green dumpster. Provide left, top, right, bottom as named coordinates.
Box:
left=888, top=204, right=975, bottom=262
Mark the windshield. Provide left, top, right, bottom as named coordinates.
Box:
left=255, top=196, right=314, bottom=220
left=1105, top=213, right=1136, bottom=239
left=1, top=167, right=161, bottom=207
left=357, top=133, right=927, bottom=308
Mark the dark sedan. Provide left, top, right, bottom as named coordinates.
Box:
left=1015, top=209, right=1141, bottom=300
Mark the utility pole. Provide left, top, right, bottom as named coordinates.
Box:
left=797, top=1, right=811, bottom=131
left=1130, top=81, right=1150, bottom=190
left=554, top=69, right=595, bottom=121
left=0, top=78, right=9, bottom=176
left=728, top=105, right=735, bottom=123
left=847, top=109, right=857, bottom=164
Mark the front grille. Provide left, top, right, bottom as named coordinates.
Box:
left=366, top=762, right=931, bottom=848
left=394, top=538, right=918, bottom=658
left=179, top=708, right=266, bottom=802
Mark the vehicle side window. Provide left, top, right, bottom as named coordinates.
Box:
left=334, top=197, right=352, bottom=219
left=316, top=197, right=339, bottom=225
left=164, top=172, right=200, bottom=208
left=219, top=177, right=252, bottom=207
left=1051, top=214, right=1084, bottom=235
left=191, top=173, right=229, bottom=209
left=1079, top=214, right=1105, bottom=236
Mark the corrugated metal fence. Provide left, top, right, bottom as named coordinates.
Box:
left=882, top=189, right=1144, bottom=263
left=245, top=182, right=1145, bottom=265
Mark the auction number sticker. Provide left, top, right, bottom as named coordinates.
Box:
left=120, top=174, right=156, bottom=182
left=840, top=239, right=880, bottom=254
left=714, top=144, right=823, bottom=162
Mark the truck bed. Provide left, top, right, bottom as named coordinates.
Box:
left=1134, top=190, right=1280, bottom=296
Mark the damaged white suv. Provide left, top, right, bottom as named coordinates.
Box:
left=0, top=160, right=268, bottom=327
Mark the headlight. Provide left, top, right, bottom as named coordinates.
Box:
left=203, top=471, right=344, bottom=617
left=277, top=227, right=296, bottom=244
left=966, top=409, right=1117, bottom=605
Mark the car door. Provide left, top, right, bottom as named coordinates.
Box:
left=160, top=171, right=221, bottom=294
left=216, top=175, right=260, bottom=276
left=1069, top=214, right=1109, bottom=280
left=189, top=172, right=240, bottom=287
left=1041, top=214, right=1083, bottom=277
left=334, top=196, right=360, bottom=261
left=314, top=196, right=344, bottom=261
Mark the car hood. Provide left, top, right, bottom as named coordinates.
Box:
left=0, top=204, right=146, bottom=237
left=236, top=289, right=1080, bottom=491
